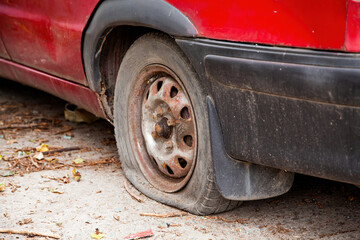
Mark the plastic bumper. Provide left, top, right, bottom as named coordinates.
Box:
left=177, top=38, right=360, bottom=187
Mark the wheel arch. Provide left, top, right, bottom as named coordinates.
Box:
left=82, top=0, right=198, bottom=119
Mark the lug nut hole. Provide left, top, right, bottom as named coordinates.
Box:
left=170, top=86, right=178, bottom=98
left=166, top=165, right=174, bottom=175
left=178, top=158, right=187, bottom=168
left=180, top=107, right=190, bottom=119
left=183, top=135, right=193, bottom=147
left=157, top=81, right=163, bottom=92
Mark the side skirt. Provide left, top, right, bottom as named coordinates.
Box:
left=0, top=58, right=105, bottom=118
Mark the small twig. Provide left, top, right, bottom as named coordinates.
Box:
left=55, top=127, right=74, bottom=135
left=124, top=180, right=143, bottom=203
left=205, top=216, right=249, bottom=223
left=0, top=130, right=7, bottom=140
left=0, top=228, right=60, bottom=239
left=12, top=154, right=31, bottom=160
left=43, top=147, right=81, bottom=155
left=27, top=116, right=55, bottom=123
left=16, top=147, right=35, bottom=152
left=139, top=212, right=188, bottom=218
left=41, top=175, right=70, bottom=184
left=29, top=156, right=39, bottom=168
left=0, top=123, right=48, bottom=130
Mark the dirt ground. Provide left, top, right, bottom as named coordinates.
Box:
left=0, top=79, right=359, bottom=240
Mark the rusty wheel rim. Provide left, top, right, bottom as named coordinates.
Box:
left=128, top=64, right=197, bottom=192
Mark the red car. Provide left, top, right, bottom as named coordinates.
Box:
left=1, top=0, right=359, bottom=215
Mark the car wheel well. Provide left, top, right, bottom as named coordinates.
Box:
left=97, top=26, right=169, bottom=121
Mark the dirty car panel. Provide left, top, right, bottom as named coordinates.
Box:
left=177, top=38, right=360, bottom=186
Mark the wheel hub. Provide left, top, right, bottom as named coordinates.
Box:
left=154, top=117, right=172, bottom=139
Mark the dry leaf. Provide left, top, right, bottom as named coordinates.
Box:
left=34, top=152, right=44, bottom=160
left=72, top=155, right=84, bottom=164
left=61, top=175, right=70, bottom=184
left=17, top=218, right=33, bottom=225
left=36, top=143, right=49, bottom=152
left=50, top=188, right=64, bottom=194
left=91, top=233, right=105, bottom=239
left=72, top=168, right=81, bottom=182
left=0, top=182, right=5, bottom=192
left=65, top=103, right=99, bottom=124
left=91, top=228, right=105, bottom=239
left=48, top=158, right=58, bottom=164
left=17, top=151, right=25, bottom=157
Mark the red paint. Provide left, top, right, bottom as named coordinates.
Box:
left=0, top=58, right=105, bottom=118
left=345, top=0, right=360, bottom=52
left=0, top=0, right=99, bottom=85
left=166, top=0, right=348, bottom=51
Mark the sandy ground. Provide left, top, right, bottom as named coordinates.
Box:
left=0, top=79, right=359, bottom=240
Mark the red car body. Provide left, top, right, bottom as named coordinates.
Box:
left=1, top=0, right=359, bottom=88
left=0, top=0, right=359, bottom=213
left=1, top=0, right=359, bottom=116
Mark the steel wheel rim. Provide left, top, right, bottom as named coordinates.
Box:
left=128, top=64, right=197, bottom=192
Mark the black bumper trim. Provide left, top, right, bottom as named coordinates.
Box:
left=177, top=38, right=360, bottom=185
left=178, top=38, right=360, bottom=107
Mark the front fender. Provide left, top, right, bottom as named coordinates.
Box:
left=83, top=0, right=197, bottom=92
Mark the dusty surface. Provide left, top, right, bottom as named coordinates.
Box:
left=0, top=79, right=359, bottom=240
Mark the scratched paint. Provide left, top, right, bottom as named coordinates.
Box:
left=0, top=0, right=100, bottom=85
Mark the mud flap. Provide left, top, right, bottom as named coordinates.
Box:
left=207, top=97, right=294, bottom=200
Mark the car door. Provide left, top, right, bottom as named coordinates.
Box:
left=0, top=0, right=99, bottom=85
